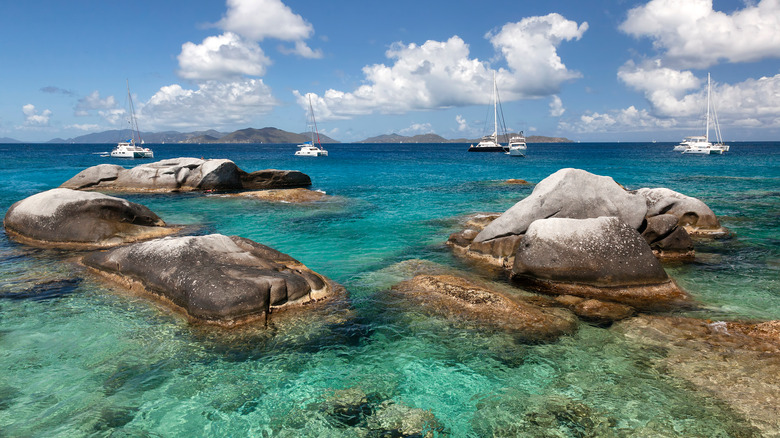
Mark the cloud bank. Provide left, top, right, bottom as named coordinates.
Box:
left=137, top=0, right=321, bottom=130
left=22, top=104, right=51, bottom=127
left=297, top=14, right=587, bottom=120
left=140, top=80, right=277, bottom=130
left=561, top=0, right=780, bottom=136
left=620, top=0, right=780, bottom=68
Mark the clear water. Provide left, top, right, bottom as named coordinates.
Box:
left=1, top=142, right=778, bottom=436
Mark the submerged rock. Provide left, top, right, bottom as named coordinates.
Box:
left=61, top=158, right=311, bottom=192
left=615, top=315, right=780, bottom=436
left=473, top=394, right=619, bottom=438
left=228, top=188, right=330, bottom=203
left=366, top=400, right=444, bottom=437
left=3, top=188, right=176, bottom=249
left=511, top=217, right=689, bottom=310
left=391, top=274, right=578, bottom=341
left=311, top=388, right=445, bottom=436
left=82, top=234, right=335, bottom=326
left=552, top=295, right=636, bottom=325
left=504, top=178, right=531, bottom=185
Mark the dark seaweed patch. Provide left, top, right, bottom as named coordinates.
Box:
left=0, top=278, right=82, bottom=302
left=92, top=406, right=138, bottom=432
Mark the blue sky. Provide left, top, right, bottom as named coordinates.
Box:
left=1, top=0, right=779, bottom=142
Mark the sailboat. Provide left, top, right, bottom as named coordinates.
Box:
left=468, top=72, right=509, bottom=152
left=295, top=95, right=328, bottom=157
left=677, top=73, right=728, bottom=155
left=110, top=80, right=153, bottom=159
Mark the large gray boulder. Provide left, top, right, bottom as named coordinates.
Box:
left=3, top=188, right=176, bottom=249
left=61, top=158, right=311, bottom=192
left=475, top=168, right=647, bottom=244
left=82, top=234, right=334, bottom=326
left=635, top=187, right=726, bottom=235
left=511, top=216, right=688, bottom=310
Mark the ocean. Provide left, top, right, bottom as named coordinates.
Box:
left=0, top=142, right=778, bottom=436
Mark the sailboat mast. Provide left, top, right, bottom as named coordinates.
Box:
left=308, top=95, right=321, bottom=147
left=705, top=73, right=711, bottom=142
left=492, top=72, right=498, bottom=141
left=126, top=79, right=142, bottom=145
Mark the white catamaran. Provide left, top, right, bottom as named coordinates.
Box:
left=469, top=72, right=510, bottom=152
left=677, top=73, right=728, bottom=155
left=295, top=95, right=328, bottom=157
left=110, top=80, right=153, bottom=159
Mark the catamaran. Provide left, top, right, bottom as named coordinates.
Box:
left=110, top=80, right=153, bottom=159
left=677, top=73, right=728, bottom=155
left=295, top=95, right=328, bottom=157
left=469, top=72, right=509, bottom=152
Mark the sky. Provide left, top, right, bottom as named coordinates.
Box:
left=1, top=0, right=779, bottom=143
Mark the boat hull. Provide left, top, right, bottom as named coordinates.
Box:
left=295, top=145, right=328, bottom=157
left=468, top=146, right=506, bottom=152
left=682, top=147, right=721, bottom=155
left=110, top=148, right=153, bottom=159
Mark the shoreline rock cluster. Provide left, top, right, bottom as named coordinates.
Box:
left=444, top=168, right=728, bottom=324
left=5, top=160, right=778, bottom=433
left=3, top=158, right=338, bottom=327
left=60, top=157, right=312, bottom=193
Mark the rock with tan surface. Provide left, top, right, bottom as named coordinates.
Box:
left=391, top=274, right=578, bottom=341
left=615, top=315, right=780, bottom=436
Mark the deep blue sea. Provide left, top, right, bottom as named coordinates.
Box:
left=0, top=142, right=778, bottom=436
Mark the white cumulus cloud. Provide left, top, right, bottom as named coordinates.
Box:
left=456, top=115, right=468, bottom=132
left=139, top=80, right=277, bottom=130
left=488, top=13, right=588, bottom=97
left=75, top=91, right=117, bottom=116
left=560, top=105, right=677, bottom=133
left=294, top=36, right=493, bottom=119
left=617, top=61, right=703, bottom=117
left=400, top=123, right=432, bottom=135
left=562, top=72, right=780, bottom=134
left=295, top=14, right=586, bottom=120
left=712, top=73, right=780, bottom=128
left=178, top=32, right=271, bottom=81
left=22, top=104, right=52, bottom=126
left=217, top=0, right=321, bottom=58
left=620, top=0, right=780, bottom=68
left=67, top=123, right=101, bottom=131
left=549, top=95, right=565, bottom=117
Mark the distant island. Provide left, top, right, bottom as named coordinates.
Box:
left=1, top=128, right=572, bottom=144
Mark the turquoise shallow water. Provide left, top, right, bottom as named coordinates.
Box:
left=0, top=142, right=778, bottom=436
